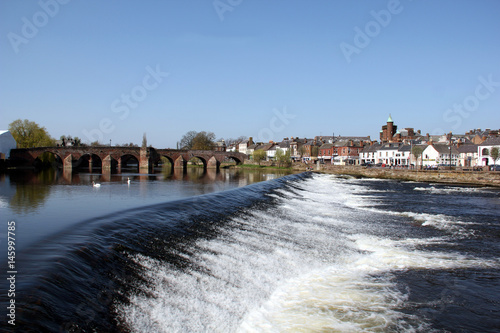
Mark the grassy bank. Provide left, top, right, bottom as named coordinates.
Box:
left=235, top=164, right=294, bottom=170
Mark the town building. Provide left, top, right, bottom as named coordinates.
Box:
left=379, top=115, right=421, bottom=144
left=214, top=140, right=226, bottom=152
left=457, top=144, right=478, bottom=167
left=0, top=130, right=17, bottom=159
left=253, top=142, right=274, bottom=161
left=319, top=143, right=335, bottom=162
left=359, top=142, right=381, bottom=165
left=376, top=143, right=403, bottom=166
left=380, top=114, right=397, bottom=143
left=421, top=144, right=459, bottom=167
left=238, top=137, right=254, bottom=155
left=477, top=136, right=500, bottom=166
left=332, top=139, right=364, bottom=165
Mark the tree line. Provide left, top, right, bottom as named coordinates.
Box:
left=7, top=119, right=241, bottom=151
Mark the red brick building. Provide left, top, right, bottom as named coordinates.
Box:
left=380, top=114, right=397, bottom=143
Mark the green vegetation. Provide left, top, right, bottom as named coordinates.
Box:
left=275, top=148, right=291, bottom=168
left=59, top=135, right=82, bottom=146
left=179, top=131, right=216, bottom=150
left=412, top=145, right=424, bottom=169
left=237, top=164, right=293, bottom=170
left=9, top=119, right=55, bottom=148
left=253, top=149, right=266, bottom=165
left=491, top=147, right=499, bottom=165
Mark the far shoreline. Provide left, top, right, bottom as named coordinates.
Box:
left=312, top=165, right=500, bottom=188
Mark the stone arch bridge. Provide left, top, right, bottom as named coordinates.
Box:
left=9, top=146, right=247, bottom=173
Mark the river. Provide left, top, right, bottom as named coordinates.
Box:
left=0, top=168, right=499, bottom=332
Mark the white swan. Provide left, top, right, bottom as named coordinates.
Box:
left=92, top=181, right=101, bottom=188
left=127, top=177, right=131, bottom=185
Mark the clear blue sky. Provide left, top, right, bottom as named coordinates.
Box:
left=1, top=0, right=499, bottom=147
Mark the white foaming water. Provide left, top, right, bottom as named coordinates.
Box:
left=413, top=185, right=491, bottom=194
left=117, top=174, right=498, bottom=332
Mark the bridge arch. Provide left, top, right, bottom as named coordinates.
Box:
left=74, top=154, right=102, bottom=172
left=33, top=151, right=63, bottom=169
left=188, top=155, right=208, bottom=170
left=155, top=155, right=175, bottom=173
left=224, top=155, right=243, bottom=165
left=120, top=154, right=140, bottom=172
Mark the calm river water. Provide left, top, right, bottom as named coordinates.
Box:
left=0, top=168, right=499, bottom=332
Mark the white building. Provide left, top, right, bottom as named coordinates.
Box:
left=478, top=137, right=500, bottom=166
left=359, top=143, right=380, bottom=164
left=238, top=137, right=254, bottom=155
left=421, top=144, right=459, bottom=167
left=376, top=143, right=401, bottom=165
left=266, top=144, right=277, bottom=160
left=0, top=130, right=17, bottom=159
left=457, top=144, right=478, bottom=167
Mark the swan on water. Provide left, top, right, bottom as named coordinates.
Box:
left=127, top=177, right=131, bottom=185
left=92, top=181, right=101, bottom=188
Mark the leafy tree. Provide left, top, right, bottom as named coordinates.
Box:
left=491, top=147, right=499, bottom=165
left=180, top=131, right=216, bottom=150
left=275, top=148, right=291, bottom=167
left=90, top=140, right=102, bottom=147
left=192, top=131, right=216, bottom=150
left=9, top=119, right=55, bottom=148
left=142, top=133, right=148, bottom=148
left=253, top=149, right=267, bottom=165
left=283, top=150, right=291, bottom=167
left=412, top=145, right=424, bottom=169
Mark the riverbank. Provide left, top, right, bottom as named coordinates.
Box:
left=234, top=164, right=294, bottom=171
left=315, top=165, right=500, bottom=187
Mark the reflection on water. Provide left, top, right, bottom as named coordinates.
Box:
left=0, top=167, right=295, bottom=251
left=2, top=167, right=293, bottom=211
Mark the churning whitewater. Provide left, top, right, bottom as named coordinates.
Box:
left=115, top=173, right=500, bottom=332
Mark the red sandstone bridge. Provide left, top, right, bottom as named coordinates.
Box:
left=9, top=146, right=247, bottom=173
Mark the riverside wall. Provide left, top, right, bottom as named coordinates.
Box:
left=313, top=165, right=500, bottom=187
